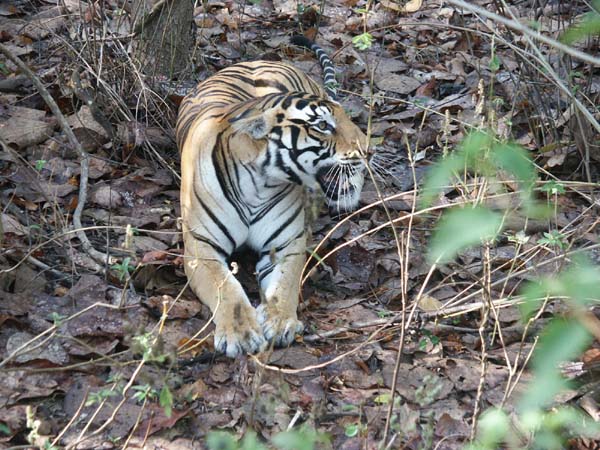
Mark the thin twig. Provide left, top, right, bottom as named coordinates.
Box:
left=446, top=0, right=600, bottom=67
left=0, top=42, right=111, bottom=268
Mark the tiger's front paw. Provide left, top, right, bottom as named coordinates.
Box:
left=257, top=305, right=304, bottom=347
left=214, top=303, right=267, bottom=358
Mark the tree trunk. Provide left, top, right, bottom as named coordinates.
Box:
left=131, top=0, right=195, bottom=80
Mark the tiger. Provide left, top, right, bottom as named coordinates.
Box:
left=176, top=35, right=367, bottom=358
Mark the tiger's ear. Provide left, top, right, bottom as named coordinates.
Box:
left=229, top=105, right=273, bottom=139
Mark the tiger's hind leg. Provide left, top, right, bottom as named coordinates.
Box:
left=183, top=229, right=267, bottom=358
left=255, top=232, right=306, bottom=347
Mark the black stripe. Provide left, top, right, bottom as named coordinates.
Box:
left=259, top=230, right=304, bottom=257
left=275, top=151, right=302, bottom=184
left=255, top=78, right=290, bottom=93
left=257, top=264, right=275, bottom=283
left=212, top=134, right=249, bottom=226
left=193, top=180, right=237, bottom=249
left=240, top=163, right=259, bottom=191
left=200, top=89, right=248, bottom=102
left=262, top=202, right=303, bottom=248
left=262, top=66, right=305, bottom=93
left=189, top=232, right=229, bottom=259
left=204, top=80, right=253, bottom=100
left=290, top=125, right=300, bottom=148
left=250, top=185, right=294, bottom=224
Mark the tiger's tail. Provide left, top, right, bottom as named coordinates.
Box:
left=290, top=35, right=338, bottom=100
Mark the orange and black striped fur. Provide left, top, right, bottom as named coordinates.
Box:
left=176, top=36, right=367, bottom=357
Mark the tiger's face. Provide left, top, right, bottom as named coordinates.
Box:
left=230, top=93, right=367, bottom=212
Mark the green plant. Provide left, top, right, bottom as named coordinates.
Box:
left=344, top=423, right=365, bottom=437
left=159, top=384, right=173, bottom=418
left=352, top=32, right=374, bottom=51
left=35, top=159, right=46, bottom=171
left=131, top=331, right=168, bottom=363
left=560, top=0, right=600, bottom=44
left=540, top=180, right=566, bottom=196
left=538, top=230, right=567, bottom=250
left=418, top=329, right=440, bottom=350
left=207, top=426, right=330, bottom=450
left=49, top=312, right=66, bottom=326
left=424, top=127, right=600, bottom=446
left=85, top=389, right=118, bottom=406
left=132, top=384, right=158, bottom=403
left=422, top=130, right=540, bottom=263
left=111, top=256, right=135, bottom=281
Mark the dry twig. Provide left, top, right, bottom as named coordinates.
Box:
left=0, top=42, right=112, bottom=269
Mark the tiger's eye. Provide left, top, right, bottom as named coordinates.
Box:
left=317, top=121, right=328, bottom=131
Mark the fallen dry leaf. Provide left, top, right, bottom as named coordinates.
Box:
left=381, top=0, right=423, bottom=13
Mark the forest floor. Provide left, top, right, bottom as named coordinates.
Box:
left=1, top=0, right=600, bottom=449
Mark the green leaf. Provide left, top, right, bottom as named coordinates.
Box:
left=560, top=9, right=600, bottom=44
left=352, top=33, right=374, bottom=51
left=273, top=431, right=311, bottom=450
left=520, top=280, right=548, bottom=320
left=35, top=159, right=47, bottom=171
left=519, top=373, right=567, bottom=413
left=273, top=428, right=328, bottom=450
left=540, top=180, right=566, bottom=195
left=373, top=393, right=391, bottom=404
left=560, top=256, right=600, bottom=307
left=533, top=319, right=591, bottom=373
left=419, top=154, right=464, bottom=207
left=489, top=55, right=500, bottom=72
left=344, top=424, right=359, bottom=437
left=428, top=207, right=503, bottom=263
left=476, top=408, right=509, bottom=446
left=520, top=319, right=592, bottom=410
left=159, top=385, right=173, bottom=418
left=240, top=431, right=268, bottom=450
left=207, top=431, right=237, bottom=450
left=459, top=131, right=493, bottom=166
left=491, top=143, right=536, bottom=191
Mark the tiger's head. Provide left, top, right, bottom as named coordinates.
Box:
left=229, top=92, right=366, bottom=213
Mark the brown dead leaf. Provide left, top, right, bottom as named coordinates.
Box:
left=0, top=404, right=27, bottom=438
left=209, top=362, right=233, bottom=383
left=90, top=184, right=123, bottom=208
left=268, top=346, right=320, bottom=370
left=1, top=213, right=27, bottom=235
left=194, top=411, right=234, bottom=435
left=417, top=295, right=443, bottom=312
left=382, top=363, right=454, bottom=402
left=375, top=73, right=421, bottom=95
left=6, top=331, right=69, bottom=365
left=582, top=348, right=600, bottom=368
left=0, top=370, right=67, bottom=407
left=66, top=106, right=110, bottom=152
left=444, top=358, right=508, bottom=392
left=381, top=0, right=423, bottom=13
left=21, top=6, right=66, bottom=39
left=416, top=77, right=437, bottom=97
left=136, top=406, right=190, bottom=438
left=145, top=294, right=201, bottom=319
left=141, top=250, right=171, bottom=264
left=178, top=336, right=213, bottom=357
left=120, top=235, right=168, bottom=253
left=178, top=378, right=209, bottom=401
left=0, top=106, right=54, bottom=148
left=272, top=0, right=297, bottom=16
left=64, top=377, right=142, bottom=439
